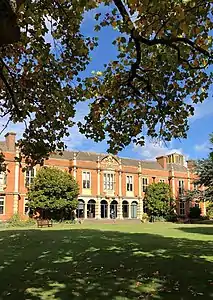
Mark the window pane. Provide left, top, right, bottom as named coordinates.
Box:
left=0, top=206, right=3, bottom=214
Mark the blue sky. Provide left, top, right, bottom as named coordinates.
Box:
left=0, top=7, right=212, bottom=161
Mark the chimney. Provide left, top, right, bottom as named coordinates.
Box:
left=187, top=160, right=196, bottom=170
left=5, top=132, right=16, bottom=151
left=156, top=156, right=167, bottom=169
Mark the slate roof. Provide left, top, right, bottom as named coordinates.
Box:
left=167, top=163, right=188, bottom=172
left=50, top=150, right=172, bottom=170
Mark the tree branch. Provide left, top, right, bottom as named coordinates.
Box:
left=0, top=58, right=22, bottom=117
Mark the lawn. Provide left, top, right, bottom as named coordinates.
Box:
left=0, top=222, right=213, bottom=300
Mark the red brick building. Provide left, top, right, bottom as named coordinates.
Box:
left=0, top=132, right=206, bottom=221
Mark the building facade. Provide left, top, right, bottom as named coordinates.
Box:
left=0, top=132, right=206, bottom=221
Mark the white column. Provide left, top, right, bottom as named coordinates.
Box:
left=95, top=198, right=101, bottom=219
left=128, top=201, right=131, bottom=219
left=118, top=198, right=123, bottom=219
left=73, top=152, right=77, bottom=179
left=84, top=200, right=88, bottom=219
left=97, top=170, right=100, bottom=196
left=138, top=198, right=143, bottom=219
left=119, top=171, right=122, bottom=197
left=107, top=200, right=110, bottom=219
left=138, top=174, right=141, bottom=198
left=13, top=148, right=20, bottom=214
left=187, top=168, right=191, bottom=191
left=171, top=167, right=175, bottom=199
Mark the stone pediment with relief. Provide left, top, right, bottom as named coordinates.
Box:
left=101, top=155, right=119, bottom=170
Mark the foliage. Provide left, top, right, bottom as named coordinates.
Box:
left=28, top=167, right=79, bottom=212
left=144, top=182, right=172, bottom=217
left=7, top=213, right=36, bottom=227
left=165, top=213, right=178, bottom=223
left=153, top=216, right=166, bottom=222
left=0, top=0, right=212, bottom=163
left=190, top=133, right=213, bottom=202
left=207, top=204, right=213, bottom=219
left=141, top=213, right=149, bottom=223
left=189, top=206, right=201, bottom=219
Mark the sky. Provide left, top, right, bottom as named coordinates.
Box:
left=0, top=6, right=213, bottom=161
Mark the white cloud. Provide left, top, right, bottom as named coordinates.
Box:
left=189, top=94, right=213, bottom=123
left=194, top=142, right=209, bottom=153
left=133, top=138, right=184, bottom=160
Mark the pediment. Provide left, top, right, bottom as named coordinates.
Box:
left=101, top=155, right=119, bottom=169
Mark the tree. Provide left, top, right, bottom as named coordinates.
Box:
left=144, top=182, right=173, bottom=217
left=185, top=133, right=213, bottom=203
left=0, top=0, right=212, bottom=163
left=28, top=167, right=79, bottom=219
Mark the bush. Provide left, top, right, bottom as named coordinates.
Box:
left=207, top=205, right=213, bottom=219
left=189, top=206, right=201, bottom=219
left=165, top=213, right=178, bottom=222
left=153, top=216, right=166, bottom=222
left=7, top=214, right=36, bottom=227
left=7, top=214, right=24, bottom=227
left=141, top=213, right=149, bottom=223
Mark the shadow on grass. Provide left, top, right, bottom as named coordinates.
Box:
left=0, top=228, right=213, bottom=300
left=178, top=226, right=213, bottom=236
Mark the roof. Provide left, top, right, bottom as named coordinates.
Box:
left=167, top=163, right=188, bottom=172
left=50, top=150, right=166, bottom=170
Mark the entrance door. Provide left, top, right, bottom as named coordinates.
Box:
left=110, top=200, right=118, bottom=218
left=76, top=199, right=85, bottom=218
left=131, top=201, right=138, bottom=218
left=101, top=200, right=108, bottom=218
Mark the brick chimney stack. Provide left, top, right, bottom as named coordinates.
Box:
left=156, top=156, right=167, bottom=169
left=187, top=160, right=196, bottom=170
left=5, top=132, right=16, bottom=151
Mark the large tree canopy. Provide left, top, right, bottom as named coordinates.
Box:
left=0, top=0, right=212, bottom=163
left=186, top=133, right=213, bottom=202
left=28, top=167, right=79, bottom=211
left=144, top=182, right=173, bottom=216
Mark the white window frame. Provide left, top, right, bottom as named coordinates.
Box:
left=103, top=172, right=115, bottom=191
left=179, top=201, right=185, bottom=215
left=142, top=177, right=148, bottom=192
left=0, top=172, right=6, bottom=191
left=82, top=171, right=91, bottom=189
left=178, top=180, right=184, bottom=195
left=126, top=175, right=133, bottom=192
left=0, top=196, right=5, bottom=215
left=25, top=167, right=36, bottom=187
left=24, top=198, right=30, bottom=215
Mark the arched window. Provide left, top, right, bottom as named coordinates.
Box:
left=110, top=200, right=118, bottom=218
left=87, top=199, right=96, bottom=218
left=131, top=201, right=138, bottom=219
left=101, top=200, right=108, bottom=218
left=122, top=200, right=129, bottom=218
left=76, top=199, right=85, bottom=218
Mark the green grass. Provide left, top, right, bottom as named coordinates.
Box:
left=0, top=222, right=213, bottom=300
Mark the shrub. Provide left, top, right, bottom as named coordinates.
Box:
left=141, top=213, right=149, bottom=223
left=207, top=205, right=213, bottom=219
left=7, top=214, right=36, bottom=227
left=153, top=216, right=166, bottom=222
left=165, top=213, right=178, bottom=222
left=7, top=214, right=24, bottom=227
left=189, top=206, right=201, bottom=219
